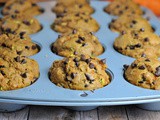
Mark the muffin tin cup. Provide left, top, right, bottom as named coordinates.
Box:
left=1, top=1, right=160, bottom=112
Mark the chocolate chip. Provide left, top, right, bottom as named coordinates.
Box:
left=76, top=39, right=82, bottom=44
left=71, top=73, right=77, bottom=79
left=64, top=58, right=69, bottom=64
left=19, top=32, right=26, bottom=39
left=132, top=20, right=137, bottom=24
left=57, top=13, right=64, bottom=18
left=79, top=36, right=85, bottom=41
left=144, top=37, right=149, bottom=42
left=11, top=15, right=16, bottom=19
left=138, top=65, right=145, bottom=70
left=75, top=62, right=79, bottom=67
left=89, top=63, right=95, bottom=69
left=1, top=43, right=7, bottom=47
left=32, top=3, right=36, bottom=6
left=58, top=35, right=62, bottom=38
left=86, top=59, right=91, bottom=64
left=131, top=63, right=137, bottom=68
left=129, top=45, right=135, bottom=50
left=79, top=4, right=83, bottom=8
left=74, top=51, right=78, bottom=55
left=32, top=45, right=37, bottom=50
left=140, top=28, right=145, bottom=32
left=0, top=65, right=5, bottom=68
left=85, top=19, right=88, bottom=22
left=145, top=59, right=150, bottom=62
left=17, top=51, right=22, bottom=55
left=74, top=57, right=79, bottom=62
left=81, top=54, right=86, bottom=61
left=119, top=10, right=123, bottom=14
left=141, top=53, right=146, bottom=58
left=111, top=19, right=115, bottom=23
left=101, top=59, right=106, bottom=64
left=21, top=59, right=27, bottom=64
left=85, top=73, right=94, bottom=81
left=5, top=28, right=12, bottom=33
left=14, top=56, right=21, bottom=62
left=72, top=29, right=77, bottom=34
left=14, top=10, right=19, bottom=13
left=135, top=43, right=141, bottom=48
left=138, top=81, right=144, bottom=84
left=0, top=71, right=5, bottom=76
left=121, top=31, right=126, bottom=35
left=84, top=84, right=88, bottom=87
left=123, top=64, right=129, bottom=70
left=21, top=73, right=27, bottom=78
left=155, top=66, right=160, bottom=77
left=134, top=33, right=138, bottom=37
left=23, top=20, right=31, bottom=26
left=82, top=43, right=87, bottom=47
left=39, top=9, right=44, bottom=13
left=25, top=46, right=30, bottom=50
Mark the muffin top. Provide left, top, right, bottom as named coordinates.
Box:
left=2, top=0, right=43, bottom=17
left=104, top=0, right=143, bottom=16
left=0, top=46, right=39, bottom=91
left=114, top=30, right=160, bottom=58
left=53, top=3, right=94, bottom=15
left=109, top=13, right=153, bottom=33
left=0, top=13, right=41, bottom=34
left=54, top=0, right=90, bottom=6
left=52, top=12, right=99, bottom=33
left=0, top=33, right=39, bottom=56
left=52, top=29, right=103, bottom=57
left=49, top=55, right=110, bottom=90
left=124, top=57, right=160, bottom=90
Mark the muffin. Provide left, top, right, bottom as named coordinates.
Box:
left=52, top=29, right=103, bottom=57
left=53, top=3, right=94, bottom=15
left=124, top=57, right=160, bottom=90
left=2, top=0, right=43, bottom=17
left=104, top=0, right=143, bottom=16
left=54, top=0, right=90, bottom=6
left=0, top=33, right=39, bottom=56
left=49, top=55, right=110, bottom=90
left=109, top=13, right=153, bottom=33
left=0, top=14, right=41, bottom=34
left=52, top=12, right=99, bottom=33
left=114, top=30, right=160, bottom=58
left=0, top=47, right=39, bottom=91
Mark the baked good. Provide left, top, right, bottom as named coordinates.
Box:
left=124, top=57, right=160, bottom=90
left=0, top=33, right=39, bottom=56
left=109, top=13, right=153, bottom=33
left=53, top=3, right=94, bottom=15
left=52, top=29, right=103, bottom=57
left=114, top=30, right=160, bottom=58
left=49, top=55, right=110, bottom=90
left=54, top=0, right=90, bottom=6
left=0, top=14, right=41, bottom=34
left=52, top=12, right=99, bottom=33
left=104, top=0, right=143, bottom=16
left=2, top=0, right=43, bottom=17
left=0, top=47, right=39, bottom=91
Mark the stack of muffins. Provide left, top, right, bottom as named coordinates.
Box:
left=0, top=0, right=44, bottom=91
left=50, top=0, right=111, bottom=90
left=104, top=0, right=160, bottom=90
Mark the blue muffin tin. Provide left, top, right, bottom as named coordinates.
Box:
left=1, top=1, right=160, bottom=112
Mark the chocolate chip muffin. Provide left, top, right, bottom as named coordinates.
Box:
left=104, top=0, right=143, bottom=16
left=52, top=12, right=99, bottom=33
left=0, top=14, right=41, bottom=34
left=54, top=0, right=90, bottom=6
left=53, top=3, right=94, bottom=15
left=109, top=13, right=153, bottom=33
left=52, top=29, right=103, bottom=57
left=2, top=0, right=43, bottom=17
left=124, top=57, right=160, bottom=90
left=0, top=33, right=39, bottom=56
left=0, top=47, right=39, bottom=91
left=49, top=55, right=110, bottom=90
left=114, top=30, right=160, bottom=58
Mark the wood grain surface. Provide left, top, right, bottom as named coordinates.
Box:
left=0, top=105, right=160, bottom=120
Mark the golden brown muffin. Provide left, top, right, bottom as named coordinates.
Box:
left=114, top=30, right=160, bottom=58
left=0, top=47, right=39, bottom=91
left=104, top=0, right=143, bottom=16
left=0, top=14, right=41, bottom=34
left=124, top=57, right=160, bottom=90
left=109, top=13, right=153, bottom=33
left=52, top=29, right=103, bottom=57
left=49, top=55, right=110, bottom=90
left=2, top=0, right=43, bottom=17
left=52, top=12, right=99, bottom=33
left=53, top=3, right=94, bottom=15
left=54, top=0, right=90, bottom=6
left=0, top=33, right=39, bottom=56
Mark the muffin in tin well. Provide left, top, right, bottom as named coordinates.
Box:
left=104, top=0, right=143, bottom=16
left=52, top=29, right=103, bottom=57
left=51, top=12, right=100, bottom=33
left=124, top=57, right=160, bottom=90
left=0, top=47, right=39, bottom=91
left=2, top=0, right=43, bottom=17
left=49, top=55, right=110, bottom=90
left=0, top=13, right=41, bottom=34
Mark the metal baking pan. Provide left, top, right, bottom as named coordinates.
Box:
left=0, top=1, right=160, bottom=112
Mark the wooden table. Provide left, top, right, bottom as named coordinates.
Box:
left=0, top=105, right=160, bottom=120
